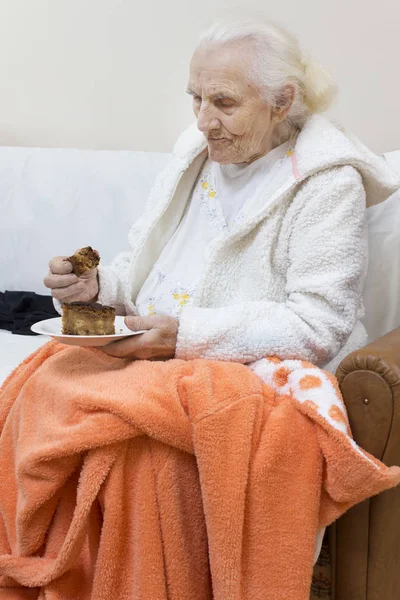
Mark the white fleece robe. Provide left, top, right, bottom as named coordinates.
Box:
left=91, top=115, right=399, bottom=372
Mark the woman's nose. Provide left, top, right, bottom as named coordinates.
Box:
left=197, top=104, right=220, bottom=135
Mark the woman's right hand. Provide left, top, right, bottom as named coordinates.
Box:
left=44, top=255, right=99, bottom=303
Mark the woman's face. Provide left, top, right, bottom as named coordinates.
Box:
left=188, top=45, right=276, bottom=164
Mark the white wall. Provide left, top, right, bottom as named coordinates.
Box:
left=0, top=0, right=399, bottom=154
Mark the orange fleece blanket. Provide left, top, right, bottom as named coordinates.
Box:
left=0, top=342, right=399, bottom=600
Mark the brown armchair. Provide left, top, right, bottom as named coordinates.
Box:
left=329, top=327, right=400, bottom=599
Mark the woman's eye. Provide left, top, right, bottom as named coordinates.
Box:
left=193, top=96, right=202, bottom=102
left=218, top=98, right=235, bottom=108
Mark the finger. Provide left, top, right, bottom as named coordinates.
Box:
left=49, top=257, right=73, bottom=275
left=44, top=273, right=80, bottom=289
left=79, top=268, right=98, bottom=281
left=125, top=315, right=158, bottom=332
left=52, top=282, right=85, bottom=301
left=58, top=290, right=92, bottom=303
left=100, top=333, right=149, bottom=358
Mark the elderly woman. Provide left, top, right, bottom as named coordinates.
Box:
left=46, top=19, right=396, bottom=371
left=2, top=17, right=400, bottom=600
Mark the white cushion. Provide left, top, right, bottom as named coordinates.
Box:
left=0, top=330, right=49, bottom=385
left=0, top=146, right=170, bottom=294
left=363, top=191, right=400, bottom=341
left=362, top=152, right=400, bottom=341
left=0, top=145, right=170, bottom=385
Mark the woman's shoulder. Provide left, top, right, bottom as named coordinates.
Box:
left=287, top=165, right=366, bottom=234
left=300, top=163, right=363, bottom=191
left=295, top=115, right=399, bottom=207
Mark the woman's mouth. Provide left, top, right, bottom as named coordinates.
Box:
left=208, top=138, right=230, bottom=144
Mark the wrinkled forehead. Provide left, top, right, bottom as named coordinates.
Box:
left=188, top=44, right=259, bottom=97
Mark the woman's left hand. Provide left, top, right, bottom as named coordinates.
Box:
left=99, top=315, right=179, bottom=360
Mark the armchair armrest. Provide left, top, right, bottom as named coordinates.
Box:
left=336, top=326, right=400, bottom=462
left=330, top=327, right=400, bottom=600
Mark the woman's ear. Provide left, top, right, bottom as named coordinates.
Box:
left=272, top=85, right=295, bottom=123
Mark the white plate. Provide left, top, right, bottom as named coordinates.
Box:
left=31, top=316, right=145, bottom=347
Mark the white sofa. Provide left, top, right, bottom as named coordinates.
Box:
left=0, top=145, right=399, bottom=385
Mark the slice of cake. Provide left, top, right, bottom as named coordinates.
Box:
left=62, top=302, right=116, bottom=335
left=68, top=247, right=100, bottom=276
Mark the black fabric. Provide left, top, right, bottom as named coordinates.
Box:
left=0, top=291, right=58, bottom=336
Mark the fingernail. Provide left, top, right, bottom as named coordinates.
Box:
left=125, top=316, right=137, bottom=330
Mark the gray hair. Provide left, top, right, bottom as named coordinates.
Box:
left=197, top=17, right=337, bottom=144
